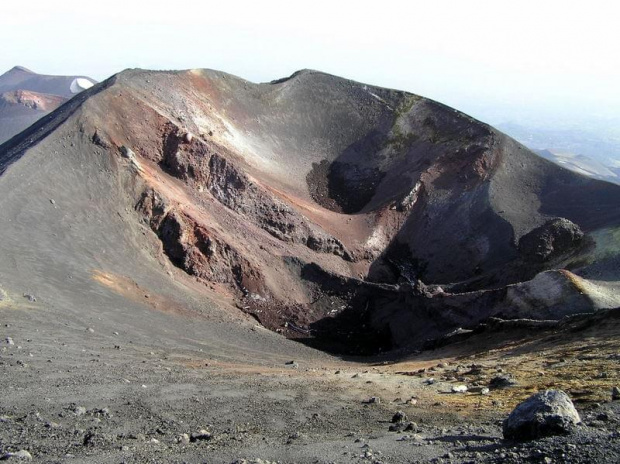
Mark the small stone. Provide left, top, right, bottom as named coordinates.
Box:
left=92, top=408, right=111, bottom=418
left=452, top=385, right=468, bottom=393
left=490, top=374, right=518, bottom=389
left=83, top=430, right=111, bottom=447
left=391, top=411, right=408, bottom=423
left=481, top=387, right=490, bottom=395
left=596, top=412, right=610, bottom=421
left=612, top=386, right=620, bottom=401
left=50, top=199, right=56, bottom=205
left=424, top=378, right=436, bottom=385
left=404, top=422, right=418, bottom=432
left=120, top=146, right=136, bottom=159
left=86, top=327, right=94, bottom=333
left=6, top=337, right=14, bottom=345
left=1, top=450, right=32, bottom=460
left=367, top=396, right=380, bottom=404
left=190, top=429, right=211, bottom=442
left=177, top=433, right=190, bottom=445
left=74, top=406, right=87, bottom=416
left=389, top=423, right=406, bottom=432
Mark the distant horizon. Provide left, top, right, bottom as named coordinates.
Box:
left=3, top=0, right=619, bottom=129
left=3, top=61, right=618, bottom=130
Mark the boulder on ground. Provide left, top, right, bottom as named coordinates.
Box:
left=518, top=218, right=584, bottom=263
left=489, top=374, right=518, bottom=389
left=503, top=389, right=581, bottom=441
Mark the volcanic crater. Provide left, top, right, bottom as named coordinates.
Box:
left=2, top=68, right=620, bottom=355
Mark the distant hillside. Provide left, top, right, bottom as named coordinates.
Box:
left=0, top=66, right=96, bottom=143
left=495, top=120, right=620, bottom=185
left=534, top=148, right=620, bottom=185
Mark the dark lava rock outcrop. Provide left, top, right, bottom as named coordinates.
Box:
left=519, top=218, right=584, bottom=263
left=1, top=67, right=620, bottom=354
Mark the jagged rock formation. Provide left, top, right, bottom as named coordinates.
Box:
left=1, top=67, right=620, bottom=353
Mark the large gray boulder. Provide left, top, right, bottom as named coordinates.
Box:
left=503, top=390, right=581, bottom=441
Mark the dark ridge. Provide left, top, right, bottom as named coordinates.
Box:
left=268, top=69, right=317, bottom=85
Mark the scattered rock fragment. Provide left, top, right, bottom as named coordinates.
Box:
left=120, top=146, right=136, bottom=159
left=23, top=294, right=36, bottom=302
left=6, top=337, right=14, bottom=345
left=73, top=406, right=87, bottom=416
left=391, top=411, right=407, bottom=423
left=177, top=433, right=190, bottom=445
left=390, top=420, right=417, bottom=433
left=612, top=386, right=620, bottom=401
left=0, top=450, right=32, bottom=461
left=92, top=407, right=111, bottom=418
left=596, top=412, right=610, bottom=422
left=190, top=430, right=211, bottom=442
left=490, top=374, right=518, bottom=389
left=451, top=385, right=468, bottom=393
left=503, top=390, right=581, bottom=441
left=404, top=422, right=418, bottom=432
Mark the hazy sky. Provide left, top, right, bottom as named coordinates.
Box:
left=2, top=0, right=619, bottom=124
